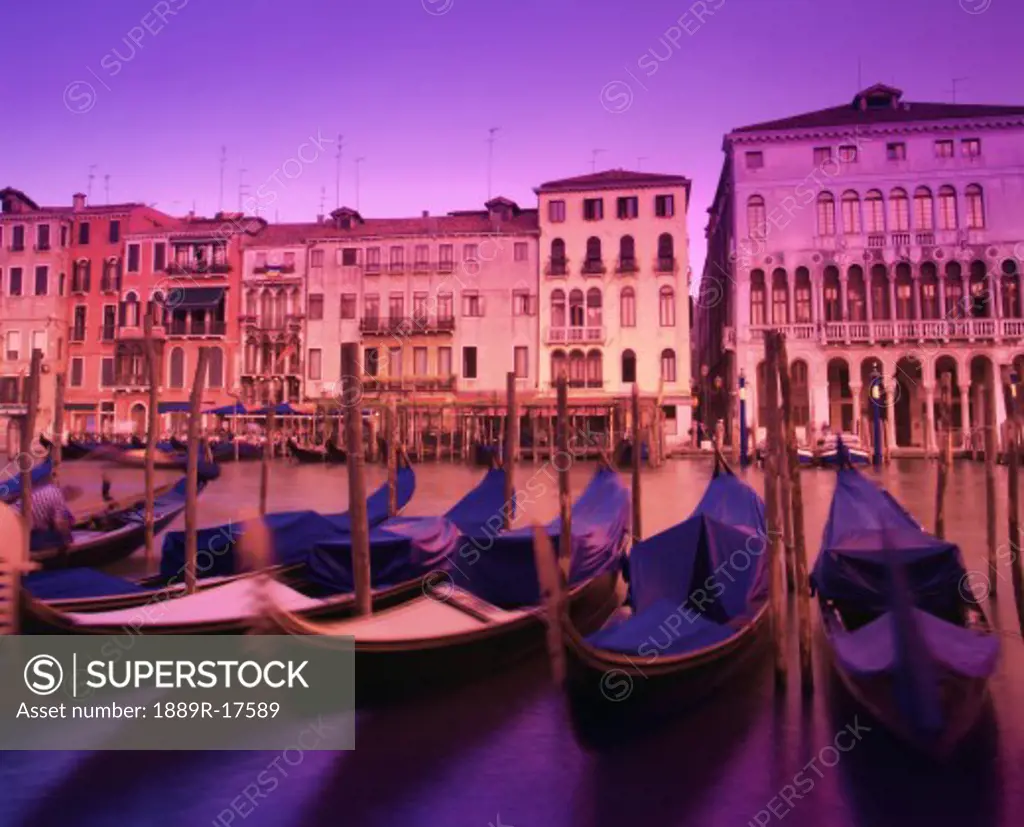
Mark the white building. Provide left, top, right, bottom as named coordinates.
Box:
left=302, top=200, right=539, bottom=402
left=697, top=84, right=1024, bottom=453
left=535, top=170, right=692, bottom=444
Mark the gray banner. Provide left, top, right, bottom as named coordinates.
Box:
left=1, top=636, right=354, bottom=750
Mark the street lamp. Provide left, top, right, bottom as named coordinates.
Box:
left=870, top=367, right=883, bottom=467
left=739, top=370, right=749, bottom=467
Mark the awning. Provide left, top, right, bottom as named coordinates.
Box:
left=249, top=403, right=304, bottom=416
left=164, top=287, right=225, bottom=310
left=204, top=403, right=247, bottom=416
left=64, top=403, right=97, bottom=411
left=158, top=402, right=192, bottom=414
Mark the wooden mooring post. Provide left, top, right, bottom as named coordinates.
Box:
left=343, top=343, right=372, bottom=615
left=631, top=383, right=642, bottom=542
left=556, top=374, right=571, bottom=560
left=985, top=381, right=998, bottom=597
left=777, top=334, right=812, bottom=692
left=386, top=396, right=398, bottom=515
left=935, top=373, right=952, bottom=539
left=19, top=349, right=42, bottom=580
left=1008, top=372, right=1024, bottom=634
left=143, top=314, right=161, bottom=563
left=504, top=372, right=517, bottom=529
left=763, top=331, right=787, bottom=686
left=184, top=347, right=209, bottom=595
left=52, top=372, right=65, bottom=473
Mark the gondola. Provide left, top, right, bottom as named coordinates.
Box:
left=755, top=442, right=814, bottom=467
left=1, top=459, right=53, bottom=503
left=615, top=438, right=649, bottom=468
left=27, top=467, right=219, bottom=571
left=561, top=458, right=770, bottom=733
left=287, top=438, right=331, bottom=463
left=207, top=440, right=263, bottom=462
left=254, top=466, right=630, bottom=700
left=811, top=450, right=999, bottom=757
left=471, top=442, right=499, bottom=467
left=169, top=436, right=188, bottom=452
left=816, top=433, right=870, bottom=466
left=64, top=438, right=101, bottom=459
left=324, top=440, right=347, bottom=463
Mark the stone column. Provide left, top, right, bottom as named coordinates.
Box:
left=787, top=274, right=795, bottom=327
left=865, top=269, right=875, bottom=343
left=810, top=269, right=821, bottom=323
left=994, top=368, right=1008, bottom=453
left=960, top=384, right=971, bottom=451
left=885, top=374, right=898, bottom=454
left=938, top=274, right=947, bottom=335
left=962, top=271, right=973, bottom=340
left=912, top=271, right=922, bottom=323
left=888, top=273, right=897, bottom=324
left=924, top=384, right=937, bottom=456
left=850, top=383, right=862, bottom=437
left=839, top=273, right=849, bottom=343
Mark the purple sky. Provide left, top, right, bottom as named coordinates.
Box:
left=4, top=0, right=1022, bottom=274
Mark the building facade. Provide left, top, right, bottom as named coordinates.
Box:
left=301, top=198, right=540, bottom=405
left=697, top=84, right=1024, bottom=453
left=535, top=170, right=692, bottom=444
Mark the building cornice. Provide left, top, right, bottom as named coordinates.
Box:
left=727, top=116, right=1024, bottom=147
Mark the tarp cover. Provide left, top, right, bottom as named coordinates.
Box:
left=305, top=516, right=461, bottom=593
left=586, top=470, right=767, bottom=656
left=1, top=460, right=53, bottom=503
left=449, top=466, right=629, bottom=608
left=159, top=466, right=415, bottom=578
left=158, top=402, right=193, bottom=414
left=205, top=403, right=247, bottom=415
left=24, top=568, right=149, bottom=600
left=443, top=468, right=515, bottom=535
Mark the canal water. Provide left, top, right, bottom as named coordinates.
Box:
left=3, top=458, right=1023, bottom=827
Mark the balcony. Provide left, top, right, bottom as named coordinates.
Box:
left=387, top=262, right=406, bottom=274
left=241, top=364, right=302, bottom=379
left=34, top=243, right=51, bottom=252
left=866, top=234, right=886, bottom=248
left=749, top=317, right=1020, bottom=346
left=100, top=325, right=118, bottom=342
left=363, top=375, right=457, bottom=393
left=69, top=325, right=87, bottom=343
left=117, top=323, right=164, bottom=341
left=165, top=261, right=231, bottom=276
left=364, top=262, right=382, bottom=275
left=437, top=261, right=455, bottom=274
left=655, top=257, right=677, bottom=274
left=554, top=378, right=604, bottom=390
left=891, top=232, right=911, bottom=248
left=412, top=260, right=431, bottom=274
left=168, top=319, right=227, bottom=337
left=914, top=232, right=935, bottom=246
left=70, top=277, right=90, bottom=295
left=100, top=274, right=122, bottom=293
left=581, top=259, right=607, bottom=276
left=252, top=263, right=296, bottom=275
left=113, top=373, right=150, bottom=390
left=616, top=257, right=638, bottom=274
left=8, top=243, right=24, bottom=253
left=545, top=259, right=568, bottom=277
left=546, top=326, right=606, bottom=345
left=359, top=316, right=456, bottom=335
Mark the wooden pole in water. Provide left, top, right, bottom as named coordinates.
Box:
left=556, top=373, right=572, bottom=560
left=184, top=347, right=209, bottom=595
left=504, top=371, right=517, bottom=529
left=343, top=343, right=372, bottom=615
left=985, top=380, right=998, bottom=597
left=631, top=382, right=642, bottom=541
left=532, top=522, right=566, bottom=684
left=142, top=313, right=161, bottom=564
left=386, top=396, right=398, bottom=516
left=51, top=372, right=64, bottom=473
left=1008, top=371, right=1024, bottom=634
left=935, top=372, right=952, bottom=539
left=777, top=333, right=812, bottom=691
left=259, top=405, right=275, bottom=517
left=762, top=331, right=787, bottom=686
left=20, top=349, right=41, bottom=574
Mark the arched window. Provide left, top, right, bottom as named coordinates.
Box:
left=660, top=348, right=677, bottom=382
left=747, top=195, right=766, bottom=238
left=586, top=288, right=602, bottom=327
left=151, top=291, right=166, bottom=327
left=244, top=339, right=258, bottom=374
left=816, top=192, right=836, bottom=235
left=794, top=267, right=812, bottom=322
left=913, top=187, right=934, bottom=231
left=750, top=269, right=766, bottom=326
left=871, top=265, right=890, bottom=320
left=659, top=286, right=675, bottom=326
left=619, top=235, right=636, bottom=271
left=1002, top=260, right=1020, bottom=319
left=865, top=190, right=885, bottom=233
left=966, top=184, right=985, bottom=229
left=260, top=290, right=273, bottom=323
left=920, top=262, right=939, bottom=319
left=569, top=289, right=584, bottom=327
left=586, top=349, right=602, bottom=388
left=121, top=291, right=140, bottom=327
left=970, top=260, right=990, bottom=317
left=895, top=263, right=914, bottom=320
left=550, top=289, right=566, bottom=327
left=73, top=259, right=91, bottom=292
left=841, top=191, right=861, bottom=234
left=169, top=347, right=185, bottom=388
left=206, top=347, right=224, bottom=388
left=551, top=349, right=567, bottom=381
left=584, top=237, right=602, bottom=273
left=848, top=265, right=866, bottom=322
left=657, top=233, right=674, bottom=268
left=246, top=289, right=258, bottom=317
left=823, top=266, right=841, bottom=321
left=772, top=268, right=789, bottom=324
left=568, top=349, right=586, bottom=386
left=274, top=290, right=286, bottom=328
left=889, top=187, right=909, bottom=232
left=945, top=261, right=964, bottom=316
left=550, top=238, right=566, bottom=275
left=620, top=287, right=636, bottom=327
left=938, top=186, right=958, bottom=230
left=621, top=349, right=636, bottom=383
left=791, top=360, right=810, bottom=427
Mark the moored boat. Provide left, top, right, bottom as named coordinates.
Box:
left=816, top=432, right=870, bottom=466
left=811, top=456, right=999, bottom=756
left=1, top=459, right=53, bottom=503
left=287, top=438, right=331, bottom=464
left=560, top=461, right=769, bottom=734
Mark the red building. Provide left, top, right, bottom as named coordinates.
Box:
left=113, top=212, right=266, bottom=434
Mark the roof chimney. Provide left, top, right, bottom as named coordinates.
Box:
left=72, top=193, right=86, bottom=211
left=316, top=214, right=324, bottom=224
left=422, top=210, right=429, bottom=218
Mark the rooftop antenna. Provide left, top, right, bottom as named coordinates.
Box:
left=237, top=167, right=249, bottom=213
left=487, top=127, right=500, bottom=200
left=219, top=146, right=227, bottom=211
left=355, top=157, right=365, bottom=212
left=87, top=165, right=97, bottom=201
left=319, top=186, right=326, bottom=217
left=636, top=156, right=648, bottom=171
left=591, top=149, right=605, bottom=173
left=947, top=77, right=969, bottom=103
left=335, top=134, right=344, bottom=209
left=104, top=174, right=110, bottom=204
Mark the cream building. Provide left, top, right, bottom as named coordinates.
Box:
left=535, top=170, right=692, bottom=444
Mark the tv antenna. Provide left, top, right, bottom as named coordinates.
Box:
left=219, top=146, right=227, bottom=211
left=947, top=77, right=969, bottom=103
left=319, top=186, right=326, bottom=217
left=87, top=165, right=97, bottom=201
left=237, top=168, right=249, bottom=212
left=335, top=134, right=344, bottom=209
left=591, top=149, right=605, bottom=173
left=355, top=157, right=365, bottom=211
left=104, top=174, right=110, bottom=204
left=487, top=127, right=500, bottom=200
left=636, top=156, right=648, bottom=171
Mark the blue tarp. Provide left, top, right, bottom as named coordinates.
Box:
left=306, top=516, right=461, bottom=594
left=1, top=460, right=53, bottom=503
left=205, top=403, right=247, bottom=415
left=443, top=468, right=514, bottom=535
left=811, top=466, right=1000, bottom=745
left=158, top=402, right=193, bottom=414
left=587, top=471, right=768, bottom=656
left=23, top=568, right=149, bottom=600
left=249, top=403, right=303, bottom=416
left=159, top=466, right=416, bottom=578
left=449, top=467, right=630, bottom=608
